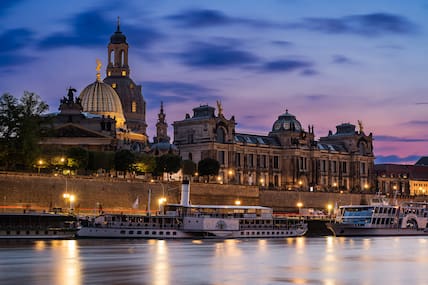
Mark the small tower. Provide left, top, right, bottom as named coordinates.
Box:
left=154, top=101, right=170, bottom=143
left=106, top=17, right=129, bottom=78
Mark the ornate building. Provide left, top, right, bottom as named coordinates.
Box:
left=40, top=88, right=118, bottom=151
left=102, top=18, right=147, bottom=136
left=149, top=102, right=178, bottom=156
left=173, top=103, right=375, bottom=192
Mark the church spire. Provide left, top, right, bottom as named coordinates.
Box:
left=106, top=17, right=129, bottom=77
left=116, top=16, right=121, bottom=32
left=154, top=101, right=170, bottom=143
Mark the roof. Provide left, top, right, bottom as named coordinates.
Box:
left=415, top=157, right=428, bottom=166
left=317, top=143, right=347, bottom=152
left=234, top=133, right=280, bottom=146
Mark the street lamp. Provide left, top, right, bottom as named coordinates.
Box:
left=327, top=204, right=333, bottom=216
left=63, top=193, right=75, bottom=213
left=37, top=159, right=43, bottom=175
left=296, top=201, right=303, bottom=214
left=298, top=180, right=303, bottom=191
left=235, top=199, right=241, bottom=206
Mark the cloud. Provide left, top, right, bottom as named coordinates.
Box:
left=38, top=10, right=162, bottom=49
left=166, top=9, right=276, bottom=29
left=304, top=94, right=329, bottom=101
left=406, top=120, right=428, bottom=126
left=0, top=28, right=36, bottom=68
left=260, top=59, right=313, bottom=73
left=375, top=155, right=420, bottom=164
left=0, top=28, right=34, bottom=53
left=0, top=0, right=24, bottom=16
left=294, top=13, right=417, bottom=37
left=332, top=55, right=354, bottom=64
left=143, top=81, right=220, bottom=108
left=375, top=135, right=428, bottom=142
left=272, top=40, right=293, bottom=47
left=176, top=42, right=259, bottom=69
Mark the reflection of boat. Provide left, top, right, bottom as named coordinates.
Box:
left=326, top=199, right=428, bottom=236
left=77, top=181, right=307, bottom=239
left=0, top=211, right=79, bottom=239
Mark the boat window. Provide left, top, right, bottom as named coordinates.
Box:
left=137, top=231, right=142, bottom=234
left=120, top=230, right=125, bottom=234
left=173, top=232, right=176, bottom=236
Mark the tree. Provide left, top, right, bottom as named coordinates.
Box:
left=114, top=149, right=135, bottom=178
left=181, top=159, right=197, bottom=177
left=66, top=147, right=89, bottom=173
left=198, top=158, right=220, bottom=181
left=0, top=92, right=48, bottom=170
left=154, top=154, right=182, bottom=179
left=134, top=153, right=156, bottom=174
left=88, top=151, right=115, bottom=173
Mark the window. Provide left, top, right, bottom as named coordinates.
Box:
left=247, top=154, right=253, bottom=168
left=112, top=83, right=117, bottom=88
left=218, top=151, right=225, bottom=165
left=217, top=127, right=226, bottom=143
left=131, top=101, right=137, bottom=113
left=235, top=153, right=241, bottom=167
left=273, top=156, right=279, bottom=169
left=342, top=161, right=347, bottom=174
left=122, top=70, right=127, bottom=76
left=107, top=71, right=112, bottom=76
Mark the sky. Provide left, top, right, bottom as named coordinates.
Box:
left=1, top=0, right=427, bottom=164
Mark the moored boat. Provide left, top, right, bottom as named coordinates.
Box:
left=77, top=180, right=307, bottom=239
left=0, top=211, right=79, bottom=239
left=326, top=200, right=428, bottom=237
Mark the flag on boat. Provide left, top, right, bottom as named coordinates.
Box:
left=132, top=196, right=139, bottom=209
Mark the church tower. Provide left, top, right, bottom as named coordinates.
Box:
left=103, top=17, right=147, bottom=136
left=154, top=101, right=170, bottom=143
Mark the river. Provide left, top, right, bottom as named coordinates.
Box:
left=1, top=237, right=427, bottom=284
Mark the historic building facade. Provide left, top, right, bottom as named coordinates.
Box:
left=173, top=103, right=375, bottom=192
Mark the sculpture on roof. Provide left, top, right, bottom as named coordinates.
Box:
left=216, top=100, right=223, bottom=116
left=358, top=120, right=364, bottom=134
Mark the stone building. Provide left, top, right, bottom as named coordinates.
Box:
left=173, top=103, right=375, bottom=192
left=375, top=161, right=428, bottom=197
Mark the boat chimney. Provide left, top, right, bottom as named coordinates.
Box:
left=180, top=180, right=190, bottom=206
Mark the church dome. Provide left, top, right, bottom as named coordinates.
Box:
left=272, top=109, right=302, bottom=132
left=79, top=79, right=126, bottom=128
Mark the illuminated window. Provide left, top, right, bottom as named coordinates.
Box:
left=112, top=83, right=117, bottom=88
left=107, top=71, right=111, bottom=76
left=122, top=70, right=127, bottom=76
left=130, top=83, right=134, bottom=89
left=132, top=101, right=137, bottom=112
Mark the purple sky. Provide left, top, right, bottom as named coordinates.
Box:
left=1, top=0, right=427, bottom=164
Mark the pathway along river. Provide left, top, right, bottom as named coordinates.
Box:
left=1, top=237, right=428, bottom=284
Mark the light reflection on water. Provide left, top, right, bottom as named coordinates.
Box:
left=1, top=237, right=428, bottom=285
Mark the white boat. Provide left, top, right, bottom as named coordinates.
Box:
left=77, top=181, right=307, bottom=239
left=0, top=211, right=79, bottom=239
left=326, top=199, right=428, bottom=236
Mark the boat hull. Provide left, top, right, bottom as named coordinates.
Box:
left=326, top=223, right=428, bottom=237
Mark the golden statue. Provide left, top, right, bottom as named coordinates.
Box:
left=358, top=120, right=364, bottom=133
left=216, top=100, right=223, bottom=116
left=96, top=59, right=102, bottom=81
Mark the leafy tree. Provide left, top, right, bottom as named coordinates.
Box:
left=114, top=149, right=135, bottom=178
left=134, top=153, right=156, bottom=174
left=66, top=147, right=89, bottom=173
left=198, top=158, right=220, bottom=180
left=181, top=159, right=197, bottom=177
left=154, top=154, right=182, bottom=179
left=0, top=92, right=48, bottom=170
left=88, top=151, right=115, bottom=173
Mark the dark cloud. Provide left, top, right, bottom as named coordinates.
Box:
left=176, top=42, right=259, bottom=69
left=0, top=0, right=24, bottom=16
left=166, top=9, right=275, bottom=29
left=166, top=9, right=232, bottom=27
left=375, top=155, right=420, bottom=164
left=406, top=120, right=428, bottom=126
left=143, top=81, right=220, bottom=108
left=272, top=40, right=293, bottom=47
left=0, top=28, right=34, bottom=53
left=260, top=59, right=313, bottom=73
left=295, top=13, right=417, bottom=37
left=375, top=135, right=428, bottom=142
left=304, top=94, right=328, bottom=101
left=38, top=10, right=162, bottom=49
left=415, top=102, right=428, bottom=105
left=332, top=55, right=354, bottom=64
left=300, top=69, right=318, bottom=76
left=0, top=28, right=36, bottom=68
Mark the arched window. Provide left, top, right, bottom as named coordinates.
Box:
left=359, top=142, right=367, bottom=155
left=109, top=50, right=114, bottom=65
left=217, top=127, right=226, bottom=143
left=131, top=101, right=137, bottom=113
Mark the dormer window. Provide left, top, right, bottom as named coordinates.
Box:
left=112, top=83, right=117, bottom=88
left=122, top=70, right=127, bottom=76
left=132, top=101, right=137, bottom=112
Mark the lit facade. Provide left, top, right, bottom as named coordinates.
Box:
left=173, top=103, right=375, bottom=192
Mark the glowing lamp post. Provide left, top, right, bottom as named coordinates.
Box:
left=37, top=159, right=43, bottom=175
left=235, top=199, right=241, bottom=206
